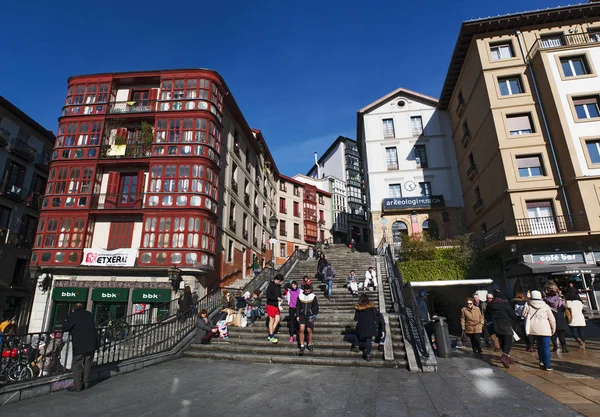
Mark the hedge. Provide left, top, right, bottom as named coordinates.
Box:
left=398, top=259, right=467, bottom=282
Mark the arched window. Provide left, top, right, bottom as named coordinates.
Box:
left=392, top=221, right=408, bottom=247
left=423, top=219, right=440, bottom=240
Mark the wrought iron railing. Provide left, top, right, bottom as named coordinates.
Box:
left=100, top=144, right=151, bottom=159
left=378, top=241, right=430, bottom=360
left=7, top=139, right=37, bottom=162
left=239, top=249, right=309, bottom=296
left=91, top=193, right=144, bottom=209
left=0, top=181, right=28, bottom=201
left=528, top=32, right=600, bottom=60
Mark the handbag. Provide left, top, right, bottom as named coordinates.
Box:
left=565, top=307, right=573, bottom=323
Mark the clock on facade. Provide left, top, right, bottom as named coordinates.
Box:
left=404, top=181, right=416, bottom=192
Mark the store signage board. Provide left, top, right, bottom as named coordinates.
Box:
left=81, top=248, right=138, bottom=267
left=531, top=252, right=584, bottom=264
left=382, top=195, right=445, bottom=211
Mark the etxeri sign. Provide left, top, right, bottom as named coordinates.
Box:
left=81, top=248, right=138, bottom=267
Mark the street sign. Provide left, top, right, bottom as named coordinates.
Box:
left=268, top=238, right=278, bottom=244
left=380, top=219, right=387, bottom=224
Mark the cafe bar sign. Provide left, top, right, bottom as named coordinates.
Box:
left=531, top=252, right=584, bottom=264
left=382, top=195, right=445, bottom=211
left=81, top=248, right=137, bottom=267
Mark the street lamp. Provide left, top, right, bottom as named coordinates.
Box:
left=269, top=214, right=279, bottom=280
left=167, top=267, right=182, bottom=292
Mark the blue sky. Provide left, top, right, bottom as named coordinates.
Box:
left=1, top=0, right=574, bottom=176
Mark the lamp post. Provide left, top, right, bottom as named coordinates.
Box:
left=167, top=267, right=182, bottom=292
left=269, top=214, right=279, bottom=280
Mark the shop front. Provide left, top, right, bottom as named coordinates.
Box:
left=505, top=251, right=600, bottom=312
left=50, top=287, right=89, bottom=330
left=131, top=288, right=171, bottom=324
left=91, top=288, right=129, bottom=326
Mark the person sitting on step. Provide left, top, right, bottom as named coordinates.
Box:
left=347, top=270, right=360, bottom=296
left=364, top=267, right=377, bottom=292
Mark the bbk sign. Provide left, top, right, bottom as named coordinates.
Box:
left=531, top=252, right=585, bottom=265
left=143, top=293, right=159, bottom=300
left=91, top=288, right=129, bottom=302
left=62, top=291, right=76, bottom=298
left=52, top=288, right=89, bottom=302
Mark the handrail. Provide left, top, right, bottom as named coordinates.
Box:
left=378, top=239, right=430, bottom=359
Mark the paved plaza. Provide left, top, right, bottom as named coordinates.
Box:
left=1, top=354, right=579, bottom=417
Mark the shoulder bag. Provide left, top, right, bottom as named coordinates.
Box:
left=525, top=307, right=540, bottom=336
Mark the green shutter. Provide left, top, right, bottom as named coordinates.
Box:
left=91, top=288, right=129, bottom=302
left=52, top=288, right=89, bottom=302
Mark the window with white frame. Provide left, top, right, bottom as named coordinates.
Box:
left=382, top=119, right=395, bottom=138
left=410, top=116, right=423, bottom=136
left=385, top=147, right=399, bottom=170
left=388, top=184, right=402, bottom=198
left=560, top=55, right=591, bottom=77
left=507, top=114, right=534, bottom=136
left=498, top=76, right=523, bottom=96
left=490, top=42, right=514, bottom=60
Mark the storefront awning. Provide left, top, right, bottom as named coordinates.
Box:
left=506, top=262, right=600, bottom=278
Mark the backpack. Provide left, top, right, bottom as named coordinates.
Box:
left=325, top=266, right=334, bottom=279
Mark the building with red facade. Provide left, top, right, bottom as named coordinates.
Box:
left=28, top=69, right=278, bottom=332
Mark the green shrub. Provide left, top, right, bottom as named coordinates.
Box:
left=399, top=260, right=467, bottom=282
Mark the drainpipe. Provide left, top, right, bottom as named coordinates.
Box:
left=515, top=30, right=572, bottom=218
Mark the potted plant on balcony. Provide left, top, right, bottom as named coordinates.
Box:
left=140, top=121, right=154, bottom=156
left=110, top=135, right=127, bottom=157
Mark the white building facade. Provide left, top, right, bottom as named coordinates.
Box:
left=357, top=88, right=465, bottom=251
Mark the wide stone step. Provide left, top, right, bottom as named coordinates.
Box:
left=206, top=337, right=404, bottom=350
left=184, top=350, right=407, bottom=368
left=225, top=327, right=403, bottom=338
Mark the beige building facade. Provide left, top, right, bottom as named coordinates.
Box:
left=440, top=2, right=600, bottom=301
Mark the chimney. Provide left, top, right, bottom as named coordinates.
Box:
left=314, top=152, right=320, bottom=178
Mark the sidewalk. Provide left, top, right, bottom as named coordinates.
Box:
left=1, top=356, right=578, bottom=416
left=465, top=321, right=600, bottom=417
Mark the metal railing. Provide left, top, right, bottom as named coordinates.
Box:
left=239, top=249, right=309, bottom=296
left=529, top=32, right=600, bottom=60
left=100, top=144, right=151, bottom=159
left=108, top=101, right=157, bottom=114
left=91, top=193, right=144, bottom=209
left=7, top=139, right=37, bottom=162
left=378, top=241, right=430, bottom=360
left=0, top=181, right=28, bottom=201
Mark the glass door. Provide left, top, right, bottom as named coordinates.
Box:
left=93, top=303, right=127, bottom=326
left=119, top=175, right=138, bottom=207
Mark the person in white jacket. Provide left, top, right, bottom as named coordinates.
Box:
left=523, top=290, right=556, bottom=371
left=364, top=267, right=377, bottom=291
left=565, top=283, right=587, bottom=349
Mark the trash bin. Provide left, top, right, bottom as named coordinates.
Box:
left=433, top=316, right=452, bottom=357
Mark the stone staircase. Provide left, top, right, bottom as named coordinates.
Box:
left=184, top=246, right=407, bottom=368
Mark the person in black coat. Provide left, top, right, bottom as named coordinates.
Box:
left=62, top=303, right=98, bottom=391
left=351, top=294, right=378, bottom=362
left=486, top=291, right=518, bottom=368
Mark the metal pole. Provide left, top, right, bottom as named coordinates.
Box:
left=271, top=228, right=275, bottom=280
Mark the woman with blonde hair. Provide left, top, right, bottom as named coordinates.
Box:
left=543, top=282, right=569, bottom=353
left=461, top=297, right=484, bottom=355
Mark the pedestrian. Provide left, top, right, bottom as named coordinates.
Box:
left=301, top=275, right=312, bottom=288
left=460, top=297, right=484, bottom=355
left=351, top=294, right=378, bottom=362
left=543, top=282, right=568, bottom=353
left=266, top=274, right=283, bottom=343
left=251, top=254, right=260, bottom=276
left=472, top=293, right=491, bottom=347
left=347, top=270, right=359, bottom=296
left=523, top=290, right=556, bottom=371
left=416, top=290, right=433, bottom=342
left=322, top=262, right=336, bottom=299
left=486, top=290, right=519, bottom=368
left=565, top=283, right=586, bottom=349
left=484, top=293, right=501, bottom=351
left=195, top=310, right=219, bottom=344
left=287, top=281, right=301, bottom=343
left=62, top=303, right=98, bottom=392
left=296, top=284, right=319, bottom=356
left=317, top=253, right=327, bottom=279
left=36, top=330, right=65, bottom=376
left=350, top=237, right=356, bottom=253
left=364, top=267, right=377, bottom=291
left=178, top=286, right=194, bottom=322
left=511, top=291, right=535, bottom=352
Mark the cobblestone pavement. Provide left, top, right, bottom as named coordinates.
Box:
left=1, top=355, right=578, bottom=417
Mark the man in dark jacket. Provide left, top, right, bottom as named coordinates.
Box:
left=486, top=292, right=518, bottom=368
left=265, top=274, right=283, bottom=343
left=63, top=303, right=98, bottom=391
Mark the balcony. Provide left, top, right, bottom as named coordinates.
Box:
left=472, top=199, right=484, bottom=214
left=263, top=215, right=267, bottom=224
left=461, top=130, right=472, bottom=148
left=0, top=182, right=27, bottom=201
left=242, top=230, right=248, bottom=240
left=7, top=139, right=36, bottom=163
left=280, top=208, right=287, bottom=214
left=466, top=164, right=478, bottom=180
left=528, top=32, right=600, bottom=60
left=35, top=151, right=51, bottom=171
left=233, top=144, right=240, bottom=157
left=482, top=214, right=590, bottom=248
left=244, top=193, right=250, bottom=206
left=294, top=233, right=301, bottom=239
left=348, top=195, right=363, bottom=204
left=108, top=101, right=156, bottom=114
left=348, top=179, right=362, bottom=188
left=229, top=219, right=236, bottom=232
left=246, top=162, right=252, bottom=173
left=26, top=192, right=43, bottom=209
left=293, top=211, right=300, bottom=217
left=253, top=237, right=258, bottom=247
left=253, top=205, right=259, bottom=216
left=263, top=187, right=267, bottom=198
left=280, top=230, right=287, bottom=237
left=231, top=179, right=238, bottom=193
left=100, top=144, right=151, bottom=159
left=91, top=193, right=144, bottom=210
left=345, top=148, right=359, bottom=157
